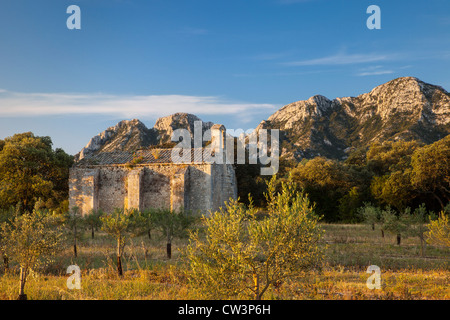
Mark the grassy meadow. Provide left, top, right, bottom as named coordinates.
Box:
left=0, top=223, right=448, bottom=300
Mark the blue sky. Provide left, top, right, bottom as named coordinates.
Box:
left=0, top=0, right=449, bottom=155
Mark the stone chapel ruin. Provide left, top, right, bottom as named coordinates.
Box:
left=69, top=124, right=237, bottom=216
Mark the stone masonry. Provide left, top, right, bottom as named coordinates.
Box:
left=69, top=126, right=237, bottom=216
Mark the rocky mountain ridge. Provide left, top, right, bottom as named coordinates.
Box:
left=75, top=113, right=214, bottom=161
left=75, top=77, right=450, bottom=162
left=256, top=77, right=450, bottom=160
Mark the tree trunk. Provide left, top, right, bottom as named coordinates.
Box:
left=253, top=274, right=260, bottom=300
left=166, top=231, right=172, bottom=259
left=91, top=226, right=95, bottom=239
left=371, top=223, right=375, bottom=231
left=73, top=225, right=78, bottom=258
left=166, top=243, right=172, bottom=259
left=147, top=229, right=152, bottom=240
left=117, top=256, right=123, bottom=276
left=381, top=229, right=384, bottom=238
left=17, top=267, right=28, bottom=300
left=144, top=247, right=148, bottom=260
left=420, top=236, right=425, bottom=257
left=396, top=234, right=401, bottom=246
left=432, top=192, right=444, bottom=210
left=117, top=236, right=123, bottom=276
left=3, top=254, right=8, bottom=270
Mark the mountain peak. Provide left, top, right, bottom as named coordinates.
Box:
left=259, top=77, right=450, bottom=160
left=75, top=113, right=217, bottom=161
left=154, top=113, right=203, bottom=130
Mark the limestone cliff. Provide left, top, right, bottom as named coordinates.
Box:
left=257, top=77, right=450, bottom=160
left=76, top=77, right=450, bottom=162
left=75, top=113, right=214, bottom=161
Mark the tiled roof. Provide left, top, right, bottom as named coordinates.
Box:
left=76, top=148, right=216, bottom=166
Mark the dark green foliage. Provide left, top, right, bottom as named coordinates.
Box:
left=151, top=208, right=196, bottom=259
left=0, top=132, right=73, bottom=212
left=84, top=209, right=104, bottom=239
left=289, top=157, right=371, bottom=222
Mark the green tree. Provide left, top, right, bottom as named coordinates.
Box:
left=0, top=132, right=73, bottom=211
left=339, top=187, right=366, bottom=222
left=84, top=209, right=104, bottom=239
left=65, top=206, right=83, bottom=258
left=135, top=209, right=156, bottom=240
left=359, top=203, right=381, bottom=230
left=130, top=209, right=158, bottom=259
left=185, top=176, right=324, bottom=300
left=410, top=135, right=450, bottom=209
left=366, top=140, right=421, bottom=211
left=371, top=171, right=415, bottom=211
left=152, top=208, right=195, bottom=259
left=0, top=210, right=64, bottom=300
left=100, top=208, right=132, bottom=276
left=359, top=203, right=387, bottom=238
left=366, top=140, right=421, bottom=176
left=403, top=204, right=434, bottom=256
left=382, top=206, right=408, bottom=245
left=290, top=157, right=352, bottom=221
left=0, top=208, right=15, bottom=270
left=425, top=212, right=450, bottom=248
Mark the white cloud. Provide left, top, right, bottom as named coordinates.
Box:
left=284, top=53, right=392, bottom=66
left=357, top=70, right=394, bottom=76
left=356, top=65, right=395, bottom=76
left=0, top=90, right=277, bottom=118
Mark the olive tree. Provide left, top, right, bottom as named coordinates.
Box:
left=84, top=209, right=103, bottom=239
left=0, top=210, right=64, bottom=300
left=382, top=206, right=409, bottom=245
left=185, top=176, right=324, bottom=300
left=426, top=211, right=450, bottom=248
left=65, top=206, right=83, bottom=258
left=152, top=208, right=195, bottom=259
left=359, top=203, right=382, bottom=232
left=100, top=208, right=132, bottom=276
left=403, top=204, right=435, bottom=256
left=129, top=209, right=158, bottom=259
left=0, top=207, right=16, bottom=270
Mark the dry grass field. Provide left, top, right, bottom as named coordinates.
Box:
left=0, top=223, right=448, bottom=300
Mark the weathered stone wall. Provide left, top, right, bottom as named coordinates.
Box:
left=187, top=165, right=212, bottom=214
left=69, top=168, right=100, bottom=215
left=210, top=163, right=238, bottom=213
left=170, top=167, right=189, bottom=212
left=127, top=168, right=143, bottom=210
left=141, top=168, right=170, bottom=210
left=97, top=167, right=128, bottom=213
left=69, top=162, right=236, bottom=216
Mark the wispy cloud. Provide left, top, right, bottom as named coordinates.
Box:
left=284, top=52, right=392, bottom=66
left=356, top=65, right=395, bottom=77
left=357, top=70, right=394, bottom=76
left=0, top=90, right=277, bottom=119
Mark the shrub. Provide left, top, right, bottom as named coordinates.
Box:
left=185, top=176, right=324, bottom=300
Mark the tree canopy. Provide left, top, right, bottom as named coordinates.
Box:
left=186, top=176, right=324, bottom=300
left=0, top=132, right=73, bottom=212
